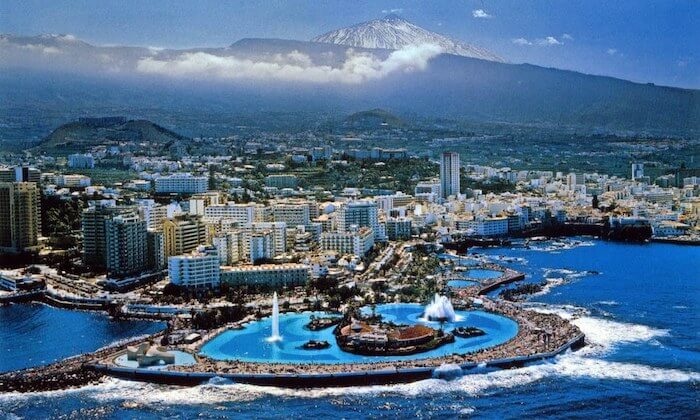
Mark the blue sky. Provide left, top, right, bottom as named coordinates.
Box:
left=1, top=0, right=698, bottom=88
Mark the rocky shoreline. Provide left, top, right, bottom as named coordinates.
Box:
left=0, top=333, right=163, bottom=393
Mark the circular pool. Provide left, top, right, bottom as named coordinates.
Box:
left=199, top=304, right=518, bottom=364
left=464, top=269, right=503, bottom=280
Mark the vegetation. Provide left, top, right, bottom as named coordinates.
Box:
left=40, top=195, right=83, bottom=249
left=397, top=249, right=441, bottom=302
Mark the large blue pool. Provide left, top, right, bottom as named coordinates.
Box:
left=199, top=303, right=518, bottom=364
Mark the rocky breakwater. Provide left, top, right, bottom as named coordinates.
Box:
left=0, top=333, right=163, bottom=393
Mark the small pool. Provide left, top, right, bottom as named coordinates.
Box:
left=447, top=279, right=480, bottom=288
left=200, top=304, right=518, bottom=364
left=464, top=269, right=503, bottom=280
left=114, top=350, right=196, bottom=369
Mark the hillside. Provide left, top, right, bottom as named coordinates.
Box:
left=36, top=118, right=188, bottom=154
left=345, top=109, right=405, bottom=129
left=1, top=34, right=697, bottom=135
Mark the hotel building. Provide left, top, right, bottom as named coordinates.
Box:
left=0, top=181, right=42, bottom=253
left=155, top=173, right=208, bottom=194
left=168, top=246, right=221, bottom=289
left=440, top=152, right=460, bottom=198
left=221, top=263, right=310, bottom=288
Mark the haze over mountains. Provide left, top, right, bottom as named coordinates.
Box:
left=1, top=15, right=698, bottom=135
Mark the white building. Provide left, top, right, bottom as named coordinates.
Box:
left=264, top=174, right=298, bottom=188
left=337, top=200, right=382, bottom=240
left=68, top=153, right=95, bottom=169
left=386, top=217, right=412, bottom=240
left=272, top=202, right=312, bottom=226
left=155, top=173, right=208, bottom=194
left=457, top=216, right=509, bottom=237
left=249, top=231, right=273, bottom=263
left=168, top=246, right=221, bottom=289
left=56, top=174, right=91, bottom=188
left=204, top=203, right=256, bottom=224
left=221, top=263, right=310, bottom=288
left=212, top=231, right=245, bottom=265
left=320, top=226, right=374, bottom=257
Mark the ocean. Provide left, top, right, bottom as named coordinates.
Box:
left=1, top=239, right=698, bottom=419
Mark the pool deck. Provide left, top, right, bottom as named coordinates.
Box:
left=87, top=298, right=584, bottom=388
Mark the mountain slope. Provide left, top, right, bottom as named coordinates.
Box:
left=312, top=14, right=504, bottom=63
left=0, top=35, right=697, bottom=134
left=37, top=118, right=188, bottom=154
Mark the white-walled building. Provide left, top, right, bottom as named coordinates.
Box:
left=221, top=263, right=310, bottom=288
left=168, top=245, right=221, bottom=289
left=155, top=173, right=208, bottom=194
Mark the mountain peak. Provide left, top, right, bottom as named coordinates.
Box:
left=311, top=16, right=504, bottom=63
left=381, top=13, right=404, bottom=22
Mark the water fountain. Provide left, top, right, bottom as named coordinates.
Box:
left=423, top=293, right=458, bottom=322
left=266, top=292, right=282, bottom=342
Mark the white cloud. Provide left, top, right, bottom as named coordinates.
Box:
left=562, top=33, right=574, bottom=40
left=537, top=36, right=563, bottom=46
left=381, top=8, right=403, bottom=14
left=512, top=38, right=532, bottom=46
left=607, top=48, right=618, bottom=56
left=472, top=9, right=493, bottom=19
left=136, top=44, right=443, bottom=84
left=18, top=43, right=61, bottom=54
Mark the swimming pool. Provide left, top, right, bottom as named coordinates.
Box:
left=199, top=303, right=518, bottom=364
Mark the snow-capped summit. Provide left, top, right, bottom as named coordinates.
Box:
left=311, top=14, right=505, bottom=63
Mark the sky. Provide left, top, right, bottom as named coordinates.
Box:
left=1, top=0, right=698, bottom=89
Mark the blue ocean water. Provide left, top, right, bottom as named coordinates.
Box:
left=0, top=303, right=165, bottom=373
left=1, top=239, right=698, bottom=418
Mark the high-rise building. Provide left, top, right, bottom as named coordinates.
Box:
left=249, top=231, right=273, bottom=263
left=440, top=152, right=460, bottom=198
left=0, top=182, right=42, bottom=253
left=212, top=231, right=245, bottom=265
left=337, top=200, right=379, bottom=233
left=386, top=217, right=412, bottom=240
left=163, top=215, right=207, bottom=257
left=320, top=226, right=375, bottom=257
left=168, top=245, right=221, bottom=289
left=147, top=229, right=165, bottom=270
left=189, top=192, right=223, bottom=216
left=632, top=163, right=644, bottom=180
left=68, top=153, right=95, bottom=169
left=105, top=213, right=148, bottom=278
left=272, top=202, right=311, bottom=227
left=137, top=200, right=168, bottom=231
left=0, top=167, right=41, bottom=184
left=246, top=222, right=287, bottom=256
left=82, top=205, right=136, bottom=268
left=203, top=203, right=256, bottom=224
